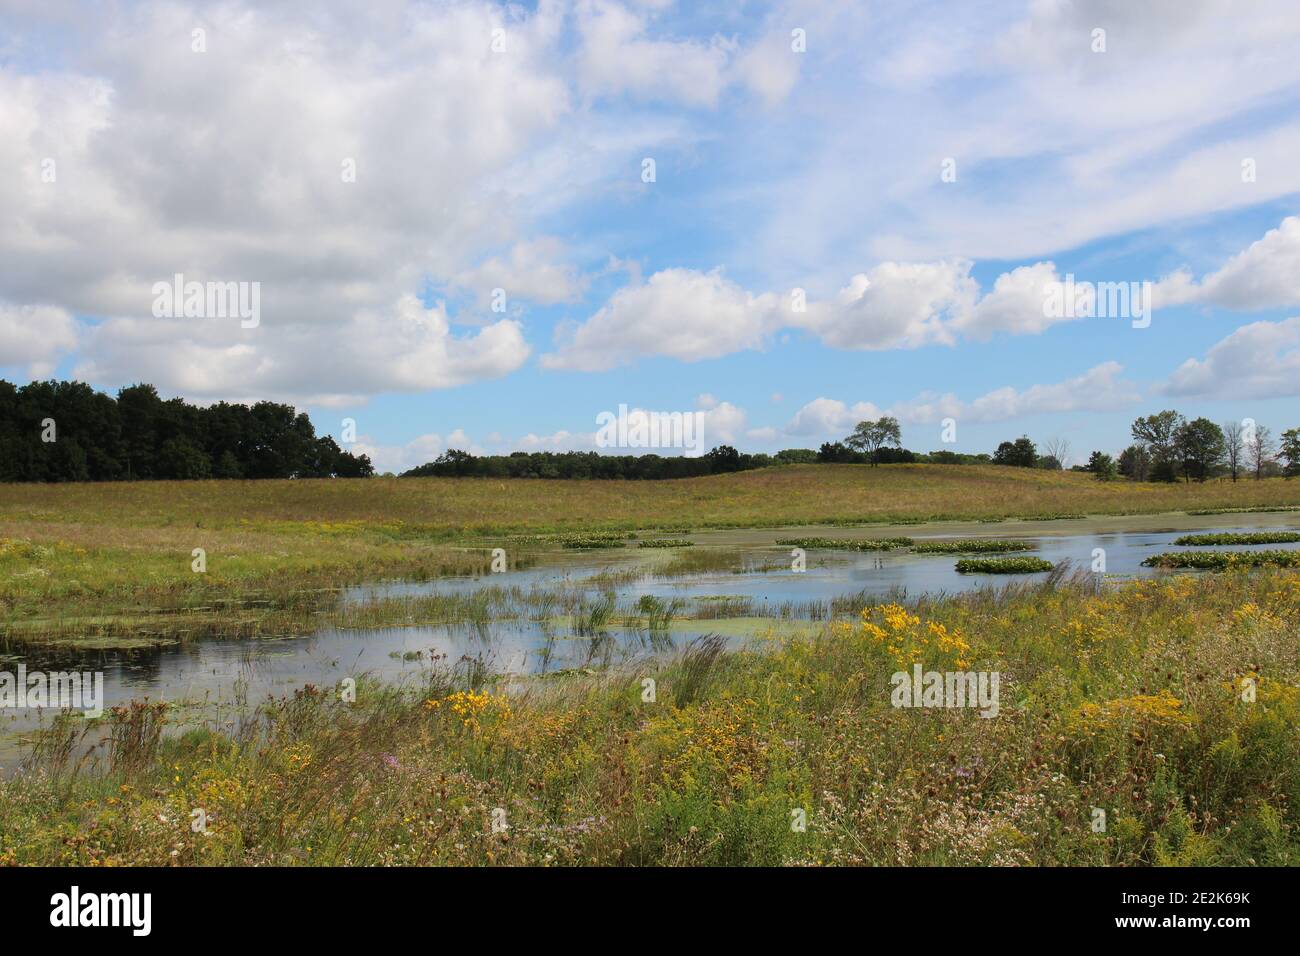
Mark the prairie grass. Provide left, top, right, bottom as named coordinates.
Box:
left=4, top=568, right=1297, bottom=866
left=4, top=466, right=1298, bottom=536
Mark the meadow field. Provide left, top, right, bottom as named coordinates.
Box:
left=6, top=463, right=1299, bottom=533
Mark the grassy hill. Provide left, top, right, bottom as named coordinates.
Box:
left=3, top=464, right=1298, bottom=535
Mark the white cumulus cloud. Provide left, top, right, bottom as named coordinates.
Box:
left=1154, top=216, right=1300, bottom=311
left=1162, top=317, right=1300, bottom=398
left=785, top=363, right=1139, bottom=437
left=541, top=268, right=780, bottom=370
left=0, top=303, right=79, bottom=378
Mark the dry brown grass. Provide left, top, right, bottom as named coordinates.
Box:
left=3, top=464, right=1297, bottom=535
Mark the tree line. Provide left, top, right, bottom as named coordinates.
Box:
left=1112, top=411, right=1298, bottom=482
left=0, top=380, right=373, bottom=482
left=979, top=412, right=1300, bottom=482
left=402, top=439, right=984, bottom=479
left=820, top=413, right=1300, bottom=481
left=1, top=381, right=1296, bottom=484
left=402, top=446, right=772, bottom=479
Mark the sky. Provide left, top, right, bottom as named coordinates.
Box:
left=2, top=0, right=1299, bottom=473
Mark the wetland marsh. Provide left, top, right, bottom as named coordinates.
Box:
left=2, top=472, right=1298, bottom=866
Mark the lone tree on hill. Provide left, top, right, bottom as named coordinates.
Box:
left=845, top=416, right=902, bottom=466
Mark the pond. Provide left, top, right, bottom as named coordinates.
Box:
left=3, top=519, right=1298, bottom=765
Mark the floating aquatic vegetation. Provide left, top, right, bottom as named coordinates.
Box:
left=1172, top=531, right=1300, bottom=546
left=1142, top=550, right=1300, bottom=569
left=955, top=557, right=1054, bottom=574
left=912, top=539, right=1034, bottom=554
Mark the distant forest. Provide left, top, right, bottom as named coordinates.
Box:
left=8, top=380, right=1290, bottom=484
left=401, top=444, right=944, bottom=479
left=0, top=380, right=373, bottom=482
left=2, top=379, right=982, bottom=483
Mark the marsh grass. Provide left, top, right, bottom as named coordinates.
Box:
left=3, top=568, right=1298, bottom=866
left=107, top=701, right=168, bottom=775
left=688, top=595, right=754, bottom=617
left=24, top=711, right=92, bottom=778
left=672, top=633, right=727, bottom=707
left=636, top=595, right=685, bottom=629
left=572, top=593, right=617, bottom=634
left=656, top=548, right=785, bottom=577
left=0, top=539, right=514, bottom=646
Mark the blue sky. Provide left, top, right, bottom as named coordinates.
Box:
left=2, top=0, right=1299, bottom=472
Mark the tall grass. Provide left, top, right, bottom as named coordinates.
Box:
left=572, top=592, right=617, bottom=634
left=2, top=568, right=1297, bottom=866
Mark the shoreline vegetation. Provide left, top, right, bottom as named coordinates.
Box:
left=2, top=465, right=1299, bottom=647
left=2, top=568, right=1296, bottom=866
